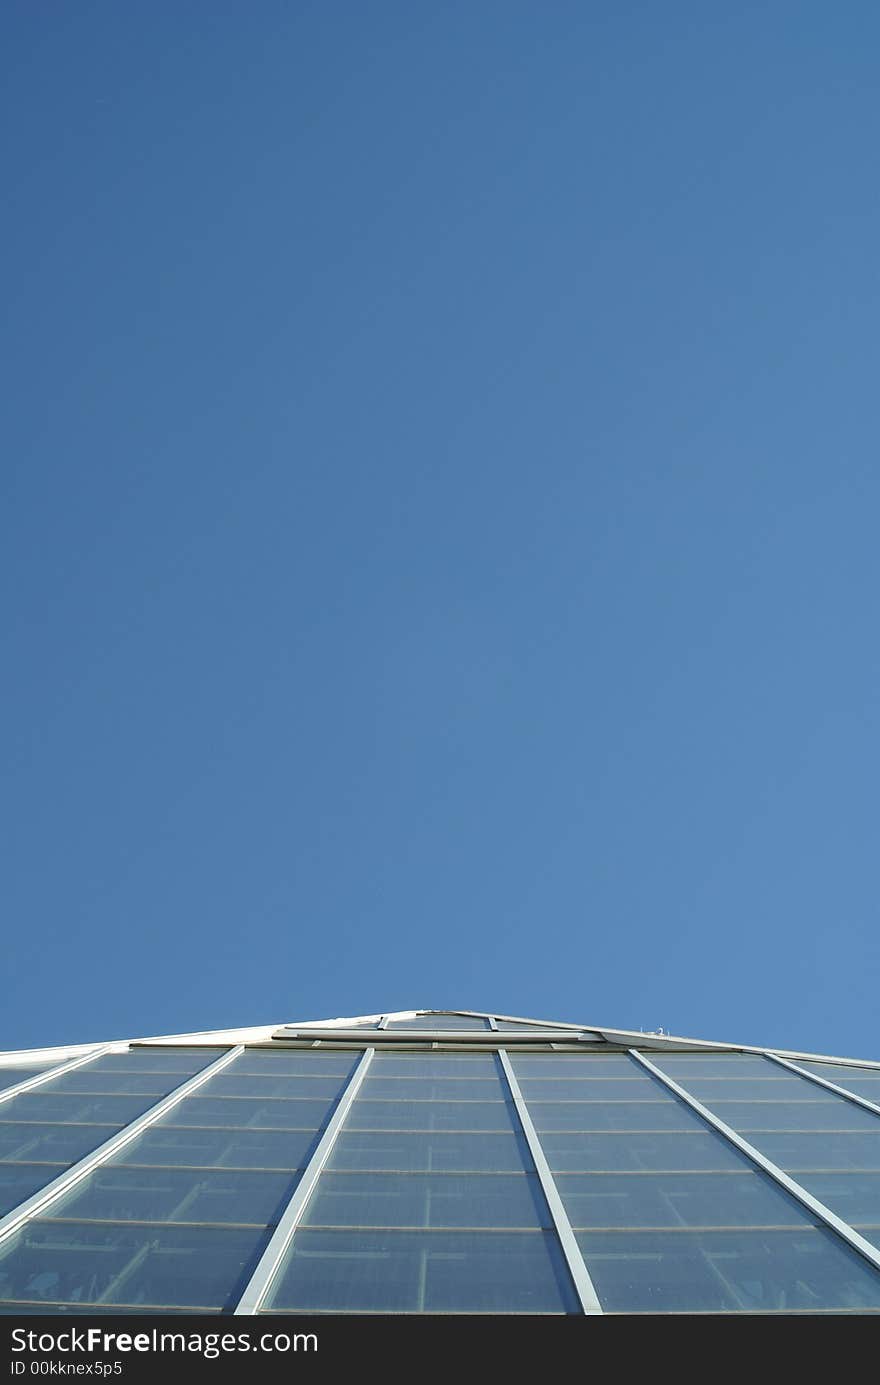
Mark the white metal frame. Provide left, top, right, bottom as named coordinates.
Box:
left=629, top=1049, right=880, bottom=1276
left=233, top=1047, right=376, bottom=1314
left=0, top=1045, right=115, bottom=1109
left=0, top=1045, right=244, bottom=1246
left=497, top=1048, right=602, bottom=1314
left=765, top=1053, right=880, bottom=1117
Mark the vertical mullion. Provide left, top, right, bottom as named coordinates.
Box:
left=0, top=1045, right=245, bottom=1246
left=629, top=1049, right=880, bottom=1276
left=497, top=1048, right=602, bottom=1314
left=0, top=1045, right=116, bottom=1109
left=232, top=1047, right=375, bottom=1314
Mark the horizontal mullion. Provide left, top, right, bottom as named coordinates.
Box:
left=295, top=1224, right=549, bottom=1234
left=111, top=1161, right=305, bottom=1174
left=36, top=1215, right=274, bottom=1232
left=0, top=1299, right=222, bottom=1314
left=317, top=1169, right=530, bottom=1178
left=567, top=1222, right=819, bottom=1232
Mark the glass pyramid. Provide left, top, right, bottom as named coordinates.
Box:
left=0, top=1010, right=879, bottom=1314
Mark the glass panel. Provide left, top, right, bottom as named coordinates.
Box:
left=47, top=1166, right=299, bottom=1226
left=676, top=1078, right=836, bottom=1101
left=650, top=1055, right=786, bottom=1077
left=0, top=1094, right=166, bottom=1125
left=359, top=1079, right=505, bottom=1102
left=302, top=1173, right=549, bottom=1229
left=108, top=1126, right=318, bottom=1170
left=0, top=1165, right=66, bottom=1217
left=795, top=1173, right=880, bottom=1225
left=538, top=1131, right=753, bottom=1172
left=576, top=1228, right=880, bottom=1312
left=0, top=1126, right=120, bottom=1163
left=800, top=1074, right=880, bottom=1103
left=160, top=1098, right=336, bottom=1130
left=800, top=1062, right=880, bottom=1086
left=519, top=1080, right=660, bottom=1100
left=698, top=1101, right=880, bottom=1131
left=0, top=1221, right=266, bottom=1311
left=226, top=1053, right=358, bottom=1078
left=370, top=1055, right=498, bottom=1078
left=495, top=1021, right=590, bottom=1032
left=525, top=1102, right=705, bottom=1132
left=89, top=1050, right=226, bottom=1073
left=327, top=1131, right=532, bottom=1173
left=201, top=1075, right=348, bottom=1100
left=384, top=1016, right=491, bottom=1031
left=511, top=1055, right=643, bottom=1077
left=45, top=1073, right=172, bottom=1096
left=555, top=1172, right=809, bottom=1229
left=0, top=1068, right=54, bottom=1094
left=346, top=1102, right=515, bottom=1132
left=754, top=1132, right=880, bottom=1171
left=265, top=1229, right=578, bottom=1312
left=196, top=1074, right=347, bottom=1096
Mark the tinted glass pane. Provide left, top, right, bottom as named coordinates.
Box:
left=800, top=1075, right=880, bottom=1104
left=109, top=1126, right=317, bottom=1170
left=161, top=1098, right=335, bottom=1130
left=795, top=1173, right=880, bottom=1225
left=754, top=1132, right=880, bottom=1170
left=226, top=1053, right=358, bottom=1078
left=700, top=1101, right=880, bottom=1131
left=346, top=1102, right=515, bottom=1132
left=651, top=1055, right=785, bottom=1077
left=327, top=1131, right=531, bottom=1173
left=677, top=1079, right=834, bottom=1101
left=201, top=1076, right=347, bottom=1100
left=800, top=1062, right=880, bottom=1086
left=91, top=1051, right=225, bottom=1073
left=0, top=1165, right=66, bottom=1216
left=47, top=1167, right=299, bottom=1226
left=302, top=1173, right=548, bottom=1229
left=526, top=1102, right=704, bottom=1132
left=512, top=1056, right=642, bottom=1077
left=0, top=1222, right=266, bottom=1310
left=360, top=1079, right=504, bottom=1101
left=45, top=1073, right=171, bottom=1096
left=577, top=1228, right=880, bottom=1312
left=385, top=1016, right=491, bottom=1031
left=519, top=1080, right=659, bottom=1100
left=556, top=1172, right=809, bottom=1228
left=0, top=1126, right=119, bottom=1163
left=0, top=1069, right=53, bottom=1094
left=538, top=1131, right=752, bottom=1172
left=266, top=1229, right=578, bottom=1312
left=494, top=1021, right=576, bottom=1031
left=370, top=1056, right=498, bottom=1078
left=0, top=1094, right=163, bottom=1125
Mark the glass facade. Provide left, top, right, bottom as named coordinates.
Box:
left=0, top=1014, right=879, bottom=1314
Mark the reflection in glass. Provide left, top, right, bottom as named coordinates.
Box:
left=327, top=1130, right=531, bottom=1173
left=0, top=1222, right=266, bottom=1310
left=108, top=1126, right=317, bottom=1170
left=302, top=1172, right=549, bottom=1229
left=556, top=1171, right=808, bottom=1228
left=48, top=1166, right=299, bottom=1226
left=576, top=1227, right=880, bottom=1312
left=346, top=1102, right=515, bottom=1132
left=160, top=1098, right=337, bottom=1131
left=526, top=1102, right=704, bottom=1133
left=265, top=1229, right=578, bottom=1312
left=0, top=1126, right=120, bottom=1164
left=538, top=1131, right=753, bottom=1172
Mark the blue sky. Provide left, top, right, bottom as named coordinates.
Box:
left=3, top=2, right=879, bottom=1060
